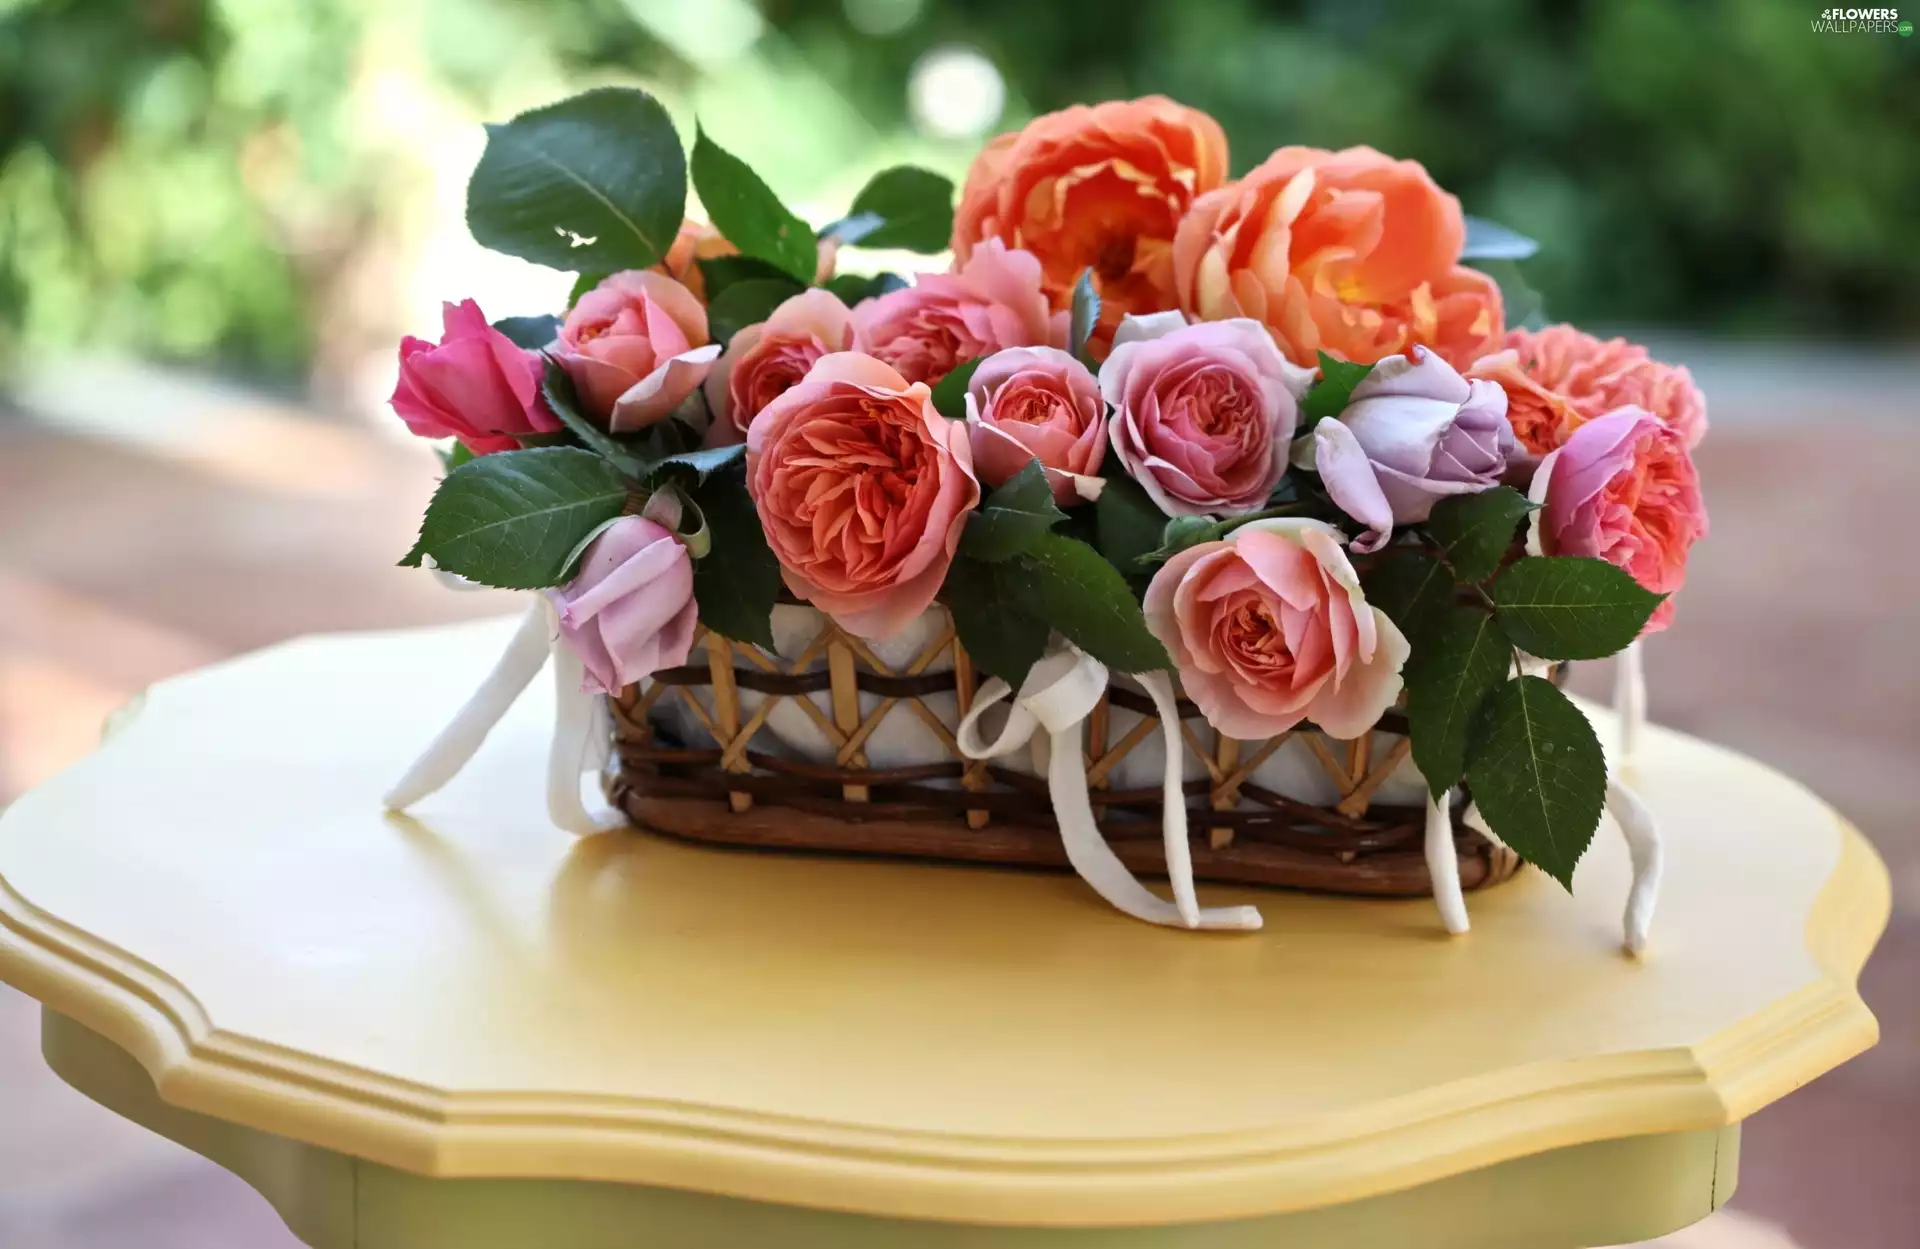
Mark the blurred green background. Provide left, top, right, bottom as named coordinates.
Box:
left=2, top=0, right=1916, bottom=388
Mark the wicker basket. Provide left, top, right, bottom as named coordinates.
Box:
left=608, top=606, right=1524, bottom=899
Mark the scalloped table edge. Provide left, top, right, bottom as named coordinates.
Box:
left=0, top=808, right=1886, bottom=1229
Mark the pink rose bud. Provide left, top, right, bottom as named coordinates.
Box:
left=548, top=516, right=699, bottom=694
left=853, top=239, right=1064, bottom=387
left=389, top=299, right=560, bottom=454
left=1530, top=407, right=1707, bottom=635
left=703, top=288, right=860, bottom=444
left=1143, top=518, right=1411, bottom=740
left=747, top=352, right=980, bottom=640
left=555, top=271, right=721, bottom=431
left=1101, top=315, right=1314, bottom=518
left=964, top=346, right=1107, bottom=505
left=1312, top=345, right=1516, bottom=553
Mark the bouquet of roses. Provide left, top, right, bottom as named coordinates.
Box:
left=393, top=87, right=1706, bottom=904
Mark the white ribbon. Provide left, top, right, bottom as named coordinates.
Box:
left=1614, top=638, right=1646, bottom=766
left=385, top=599, right=622, bottom=837
left=955, top=648, right=1262, bottom=932
left=1425, top=789, right=1470, bottom=935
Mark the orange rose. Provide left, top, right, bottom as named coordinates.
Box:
left=1171, top=146, right=1503, bottom=370
left=952, top=96, right=1229, bottom=350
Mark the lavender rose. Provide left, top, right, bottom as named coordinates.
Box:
left=548, top=516, right=698, bottom=694
left=1312, top=346, right=1515, bottom=552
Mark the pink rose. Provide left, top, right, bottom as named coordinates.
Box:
left=555, top=271, right=721, bottom=430
left=1529, top=408, right=1707, bottom=634
left=1144, top=518, right=1410, bottom=739
left=1470, top=325, right=1707, bottom=456
left=390, top=300, right=560, bottom=454
left=1101, top=315, right=1314, bottom=518
left=853, top=239, right=1064, bottom=386
left=747, top=353, right=980, bottom=640
left=548, top=516, right=699, bottom=694
left=1312, top=345, right=1515, bottom=552
left=703, top=288, right=860, bottom=444
left=964, top=346, right=1107, bottom=505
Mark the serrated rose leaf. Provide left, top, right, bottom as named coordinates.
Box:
left=1465, top=675, right=1606, bottom=889
left=1491, top=556, right=1665, bottom=660
left=400, top=447, right=629, bottom=589
left=1406, top=606, right=1513, bottom=797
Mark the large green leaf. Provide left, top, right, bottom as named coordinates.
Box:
left=400, top=447, right=630, bottom=589
left=1465, top=675, right=1606, bottom=889
left=706, top=277, right=804, bottom=346
left=960, top=458, right=1068, bottom=562
left=686, top=460, right=780, bottom=649
left=943, top=557, right=1050, bottom=686
left=1361, top=548, right=1454, bottom=645
left=696, top=254, right=801, bottom=302
left=825, top=166, right=955, bottom=252
left=1094, top=474, right=1168, bottom=575
left=1406, top=607, right=1513, bottom=797
left=690, top=125, right=816, bottom=285
left=1006, top=532, right=1169, bottom=673
left=1300, top=352, right=1374, bottom=427
left=1424, top=486, right=1536, bottom=584
left=466, top=88, right=685, bottom=274
left=1491, top=556, right=1665, bottom=660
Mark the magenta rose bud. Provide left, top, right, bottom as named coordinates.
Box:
left=1101, top=315, right=1314, bottom=518
left=852, top=239, right=1064, bottom=386
left=1143, top=518, right=1411, bottom=740
left=964, top=346, right=1107, bottom=505
left=547, top=516, right=699, bottom=694
left=1529, top=407, right=1708, bottom=635
left=1311, top=346, right=1516, bottom=554
left=555, top=271, right=721, bottom=431
left=389, top=299, right=560, bottom=454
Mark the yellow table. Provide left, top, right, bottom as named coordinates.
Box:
left=0, top=619, right=1888, bottom=1248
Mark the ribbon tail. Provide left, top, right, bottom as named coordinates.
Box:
left=547, top=633, right=628, bottom=837
left=1605, top=776, right=1662, bottom=956
left=385, top=601, right=549, bottom=811
left=1138, top=671, right=1204, bottom=927
left=1614, top=639, right=1646, bottom=767
left=1426, top=790, right=1470, bottom=935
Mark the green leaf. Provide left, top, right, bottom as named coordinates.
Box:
left=399, top=447, right=629, bottom=589
left=466, top=88, right=686, bottom=273
left=1068, top=269, right=1100, bottom=365
left=1465, top=675, right=1606, bottom=889
left=492, top=314, right=560, bottom=349
left=1424, top=486, right=1537, bottom=584
left=437, top=441, right=476, bottom=472
left=706, top=277, right=804, bottom=346
left=645, top=443, right=745, bottom=485
left=539, top=359, right=648, bottom=477
left=825, top=166, right=955, bottom=252
left=1301, top=352, right=1374, bottom=426
left=1362, top=548, right=1455, bottom=645
left=1094, top=474, right=1167, bottom=575
left=686, top=460, right=779, bottom=649
left=1491, top=556, right=1665, bottom=660
left=943, top=558, right=1050, bottom=686
left=1461, top=216, right=1540, bottom=261
left=690, top=125, right=816, bottom=284
left=1406, top=607, right=1513, bottom=797
left=961, top=459, right=1069, bottom=562
left=568, top=271, right=608, bottom=309
left=696, top=254, right=800, bottom=301
left=1006, top=532, right=1169, bottom=673
left=929, top=356, right=984, bottom=420
left=824, top=271, right=908, bottom=306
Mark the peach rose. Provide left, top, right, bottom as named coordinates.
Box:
left=1529, top=408, right=1707, bottom=635
left=1470, top=324, right=1707, bottom=456
left=1101, top=314, right=1314, bottom=518
left=655, top=218, right=839, bottom=303
left=1171, top=146, right=1503, bottom=370
left=952, top=96, right=1230, bottom=347
left=964, top=346, right=1106, bottom=505
left=747, top=353, right=980, bottom=639
left=852, top=240, right=1062, bottom=386
left=704, top=288, right=860, bottom=444
left=554, top=271, right=720, bottom=431
left=1144, top=518, right=1410, bottom=739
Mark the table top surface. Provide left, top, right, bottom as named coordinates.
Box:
left=0, top=617, right=1887, bottom=1227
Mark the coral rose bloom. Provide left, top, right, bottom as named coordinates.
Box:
left=965, top=346, right=1106, bottom=505
left=704, top=288, right=860, bottom=443
left=1470, top=324, right=1707, bottom=456
left=1530, top=408, right=1708, bottom=635
left=854, top=240, right=1062, bottom=386
left=747, top=353, right=980, bottom=640
left=1172, top=146, right=1503, bottom=370
left=1143, top=518, right=1411, bottom=740
left=555, top=271, right=719, bottom=430
left=952, top=96, right=1229, bottom=347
